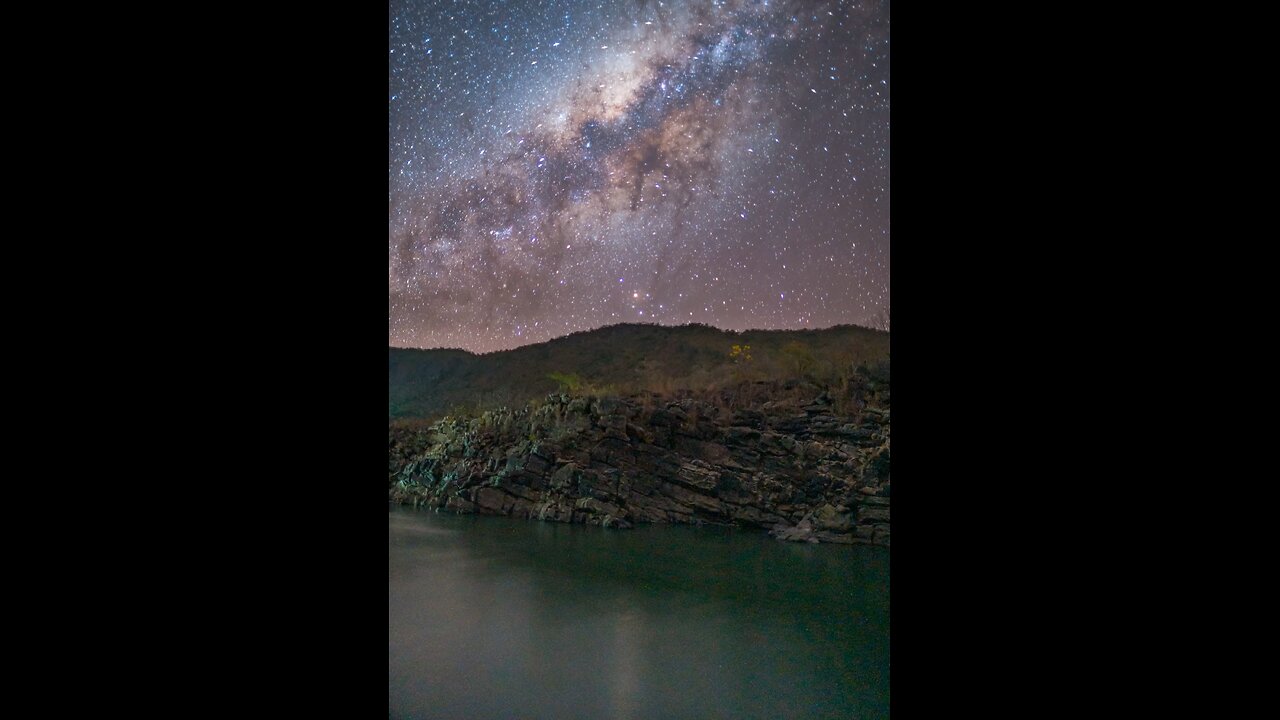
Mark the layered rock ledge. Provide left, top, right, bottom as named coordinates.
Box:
left=389, top=381, right=889, bottom=546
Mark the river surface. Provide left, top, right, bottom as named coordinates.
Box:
left=389, top=504, right=889, bottom=719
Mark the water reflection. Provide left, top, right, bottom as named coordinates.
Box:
left=610, top=608, right=641, bottom=720
left=389, top=505, right=889, bottom=719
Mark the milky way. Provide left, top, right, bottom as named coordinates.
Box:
left=390, top=0, right=889, bottom=352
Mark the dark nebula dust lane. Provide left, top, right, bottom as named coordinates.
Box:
left=390, top=0, right=889, bottom=352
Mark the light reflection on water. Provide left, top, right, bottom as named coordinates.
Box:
left=389, top=505, right=889, bottom=719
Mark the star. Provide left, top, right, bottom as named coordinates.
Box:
left=390, top=0, right=891, bottom=351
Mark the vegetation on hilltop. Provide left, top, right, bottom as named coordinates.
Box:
left=389, top=322, right=888, bottom=422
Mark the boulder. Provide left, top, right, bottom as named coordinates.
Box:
left=857, top=505, right=890, bottom=524
left=675, top=461, right=720, bottom=491
left=549, top=462, right=578, bottom=490
left=813, top=503, right=853, bottom=532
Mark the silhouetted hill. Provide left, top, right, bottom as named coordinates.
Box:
left=389, top=323, right=889, bottom=420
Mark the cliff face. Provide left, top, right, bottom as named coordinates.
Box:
left=388, top=380, right=890, bottom=546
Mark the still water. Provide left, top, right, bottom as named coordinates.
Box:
left=389, top=505, right=889, bottom=719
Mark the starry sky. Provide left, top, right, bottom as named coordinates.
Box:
left=390, top=0, right=888, bottom=352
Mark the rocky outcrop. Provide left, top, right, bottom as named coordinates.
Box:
left=389, top=381, right=890, bottom=546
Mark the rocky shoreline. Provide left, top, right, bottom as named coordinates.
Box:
left=389, top=380, right=889, bottom=546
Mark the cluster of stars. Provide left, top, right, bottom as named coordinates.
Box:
left=390, top=0, right=889, bottom=352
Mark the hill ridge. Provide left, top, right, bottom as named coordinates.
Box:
left=390, top=321, right=887, bottom=356
left=390, top=322, right=889, bottom=420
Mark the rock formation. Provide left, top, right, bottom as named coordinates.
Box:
left=389, top=378, right=889, bottom=546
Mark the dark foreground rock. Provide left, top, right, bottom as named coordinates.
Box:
left=389, top=381, right=890, bottom=546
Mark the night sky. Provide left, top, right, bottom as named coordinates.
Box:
left=390, top=0, right=889, bottom=352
